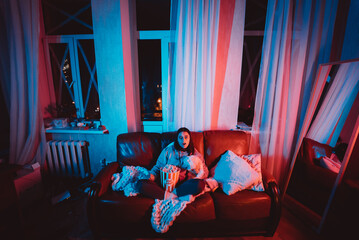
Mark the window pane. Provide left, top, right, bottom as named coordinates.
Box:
left=136, top=0, right=171, bottom=30
left=238, top=36, right=264, bottom=125
left=77, top=39, right=100, bottom=120
left=42, top=0, right=93, bottom=35
left=138, top=40, right=162, bottom=121
left=244, top=0, right=268, bottom=31
left=48, top=43, right=77, bottom=118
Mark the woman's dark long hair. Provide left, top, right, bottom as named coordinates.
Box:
left=174, top=127, right=195, bottom=155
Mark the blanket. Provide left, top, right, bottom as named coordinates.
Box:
left=111, top=166, right=150, bottom=197
left=111, top=166, right=195, bottom=233
left=151, top=196, right=194, bottom=233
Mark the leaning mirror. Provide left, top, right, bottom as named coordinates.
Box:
left=284, top=58, right=359, bottom=233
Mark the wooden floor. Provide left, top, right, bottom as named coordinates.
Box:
left=15, top=189, right=326, bottom=240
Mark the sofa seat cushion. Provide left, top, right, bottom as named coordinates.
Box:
left=97, top=191, right=155, bottom=223
left=305, top=162, right=337, bottom=190
left=212, top=189, right=271, bottom=221
left=176, top=192, right=216, bottom=223
left=97, top=191, right=216, bottom=225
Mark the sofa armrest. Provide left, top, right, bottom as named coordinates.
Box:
left=87, top=162, right=119, bottom=238
left=88, top=162, right=120, bottom=198
left=303, top=160, right=338, bottom=189
left=262, top=168, right=276, bottom=187
left=261, top=168, right=281, bottom=236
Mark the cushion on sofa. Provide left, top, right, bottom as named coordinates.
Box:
left=210, top=150, right=263, bottom=195
left=241, top=154, right=265, bottom=191
left=117, top=132, right=162, bottom=168
left=320, top=156, right=341, bottom=173
left=175, top=193, right=216, bottom=223
left=212, top=190, right=271, bottom=221
left=97, top=190, right=216, bottom=226
left=204, top=130, right=250, bottom=169
left=97, top=191, right=155, bottom=224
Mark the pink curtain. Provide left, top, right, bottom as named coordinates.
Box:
left=0, top=0, right=46, bottom=166
left=168, top=0, right=245, bottom=131
left=250, top=0, right=338, bottom=189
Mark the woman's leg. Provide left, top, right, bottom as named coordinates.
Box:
left=175, top=179, right=205, bottom=197
left=137, top=179, right=166, bottom=199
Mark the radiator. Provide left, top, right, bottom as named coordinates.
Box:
left=46, top=140, right=91, bottom=179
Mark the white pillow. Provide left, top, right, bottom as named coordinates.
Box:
left=241, top=154, right=265, bottom=192
left=211, top=150, right=264, bottom=195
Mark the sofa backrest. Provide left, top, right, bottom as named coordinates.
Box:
left=117, top=132, right=161, bottom=168
left=117, top=130, right=250, bottom=170
left=203, top=130, right=250, bottom=169
left=301, top=137, right=333, bottom=165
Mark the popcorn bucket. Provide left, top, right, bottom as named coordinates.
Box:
left=160, top=165, right=180, bottom=192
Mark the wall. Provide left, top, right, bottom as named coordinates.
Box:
left=47, top=0, right=141, bottom=176
left=47, top=132, right=114, bottom=176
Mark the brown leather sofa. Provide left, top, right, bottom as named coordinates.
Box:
left=87, top=130, right=281, bottom=239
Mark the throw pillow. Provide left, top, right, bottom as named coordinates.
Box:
left=211, top=150, right=264, bottom=195
left=241, top=154, right=265, bottom=192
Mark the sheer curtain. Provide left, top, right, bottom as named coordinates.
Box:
left=250, top=0, right=338, bottom=188
left=0, top=0, right=46, bottom=166
left=167, top=0, right=245, bottom=131
left=307, top=62, right=359, bottom=146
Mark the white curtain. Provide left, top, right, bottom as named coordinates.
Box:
left=307, top=62, right=359, bottom=146
left=168, top=0, right=245, bottom=131
left=250, top=0, right=338, bottom=188
left=0, top=0, right=46, bottom=166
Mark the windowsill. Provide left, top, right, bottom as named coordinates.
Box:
left=45, top=127, right=109, bottom=134
left=234, top=122, right=252, bottom=132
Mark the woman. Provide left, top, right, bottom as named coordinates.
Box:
left=137, top=127, right=209, bottom=200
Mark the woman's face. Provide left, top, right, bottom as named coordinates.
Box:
left=178, top=131, right=190, bottom=149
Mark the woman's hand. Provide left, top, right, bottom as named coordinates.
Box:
left=149, top=174, right=155, bottom=181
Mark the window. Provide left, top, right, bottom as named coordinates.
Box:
left=238, top=0, right=268, bottom=126
left=138, top=39, right=163, bottom=121
left=42, top=0, right=100, bottom=120
left=136, top=0, right=171, bottom=132
left=135, top=0, right=267, bottom=130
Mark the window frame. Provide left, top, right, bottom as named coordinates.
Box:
left=43, top=34, right=98, bottom=119
left=237, top=0, right=268, bottom=127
